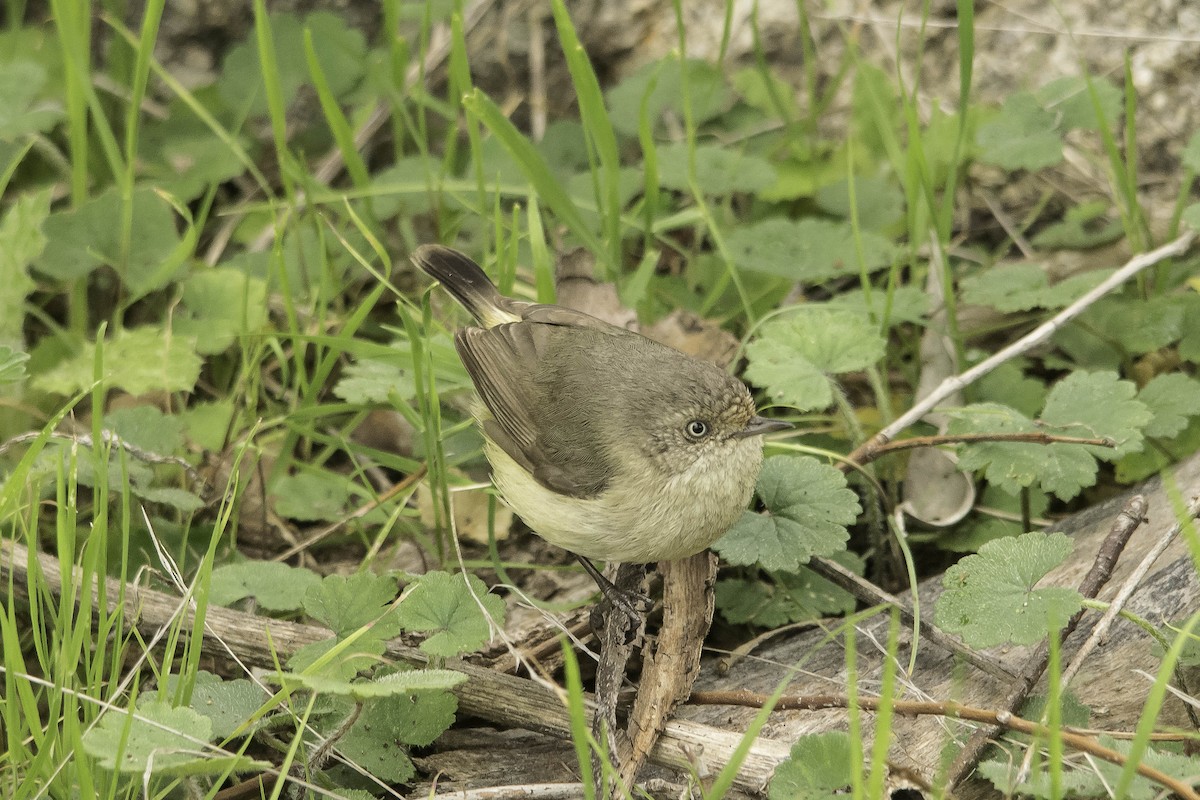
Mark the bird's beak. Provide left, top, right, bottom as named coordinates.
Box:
left=733, top=415, right=792, bottom=439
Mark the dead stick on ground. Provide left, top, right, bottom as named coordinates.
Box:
left=687, top=690, right=1200, bottom=800
left=0, top=539, right=790, bottom=793
left=946, top=494, right=1149, bottom=789
left=1062, top=494, right=1200, bottom=687
left=591, top=562, right=646, bottom=795
left=846, top=231, right=1196, bottom=465
left=619, top=552, right=716, bottom=790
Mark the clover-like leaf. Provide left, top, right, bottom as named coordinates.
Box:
left=1033, top=76, right=1121, bottom=132
left=334, top=356, right=416, bottom=404
left=0, top=60, right=63, bottom=138
left=976, top=92, right=1063, bottom=171
left=770, top=732, right=857, bottom=800
left=732, top=66, right=800, bottom=119
left=971, top=360, right=1047, bottom=418
left=0, top=189, right=49, bottom=344
left=335, top=674, right=459, bottom=783
left=814, top=176, right=905, bottom=232
left=948, top=403, right=1097, bottom=501
left=1139, top=372, right=1200, bottom=439
left=1117, top=416, right=1200, bottom=484
left=1030, top=202, right=1123, bottom=250
left=134, top=486, right=205, bottom=513
left=744, top=336, right=832, bottom=411
left=107, top=405, right=185, bottom=456
left=655, top=143, right=776, bottom=194
left=394, top=571, right=505, bottom=657
left=174, top=268, right=269, bottom=355
left=287, top=636, right=385, bottom=681
left=824, top=285, right=929, bottom=326
left=179, top=671, right=267, bottom=739
left=716, top=552, right=861, bottom=628
left=981, top=735, right=1196, bottom=800
left=1074, top=295, right=1186, bottom=356
left=605, top=57, right=731, bottom=136
left=961, top=263, right=1051, bottom=312
left=1040, top=370, right=1150, bottom=458
left=210, top=561, right=322, bottom=612
left=37, top=186, right=184, bottom=297
left=218, top=11, right=365, bottom=116
left=281, top=668, right=465, bottom=699
left=347, top=679, right=458, bottom=748
left=713, top=456, right=858, bottom=572
left=0, top=346, right=29, bottom=385
left=34, top=327, right=201, bottom=396
left=961, top=263, right=1112, bottom=313
left=935, top=531, right=1081, bottom=648
left=951, top=375, right=1150, bottom=501
left=726, top=218, right=893, bottom=281
left=745, top=308, right=886, bottom=412
left=304, top=572, right=401, bottom=638
left=82, top=700, right=266, bottom=776
left=271, top=471, right=352, bottom=522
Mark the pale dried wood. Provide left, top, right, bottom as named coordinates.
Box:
left=0, top=539, right=789, bottom=793
left=621, top=551, right=717, bottom=789
left=676, top=451, right=1200, bottom=798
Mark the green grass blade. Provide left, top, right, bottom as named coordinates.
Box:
left=527, top=196, right=557, bottom=304
left=303, top=28, right=370, bottom=189
left=107, top=17, right=271, bottom=194
left=252, top=0, right=294, bottom=201
left=463, top=88, right=601, bottom=256
left=935, top=0, right=974, bottom=238
left=550, top=0, right=621, bottom=278
left=1114, top=609, right=1200, bottom=797
left=561, top=640, right=596, bottom=800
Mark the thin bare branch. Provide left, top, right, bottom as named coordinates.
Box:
left=688, top=690, right=1200, bottom=800
left=847, top=232, right=1196, bottom=466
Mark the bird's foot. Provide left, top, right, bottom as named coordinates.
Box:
left=589, top=585, right=652, bottom=642
left=577, top=557, right=651, bottom=643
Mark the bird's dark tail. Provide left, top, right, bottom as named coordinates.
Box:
left=411, top=245, right=519, bottom=328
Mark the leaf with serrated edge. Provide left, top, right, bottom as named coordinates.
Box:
left=82, top=700, right=267, bottom=776
left=745, top=308, right=886, bottom=412
left=1138, top=373, right=1200, bottom=439
left=34, top=327, right=201, bottom=396
left=770, top=732, right=856, bottom=799
left=948, top=398, right=1123, bottom=501
left=1040, top=371, right=1150, bottom=458
left=394, top=571, right=506, bottom=657
left=210, top=561, right=322, bottom=611
left=726, top=218, right=893, bottom=281
left=175, top=671, right=266, bottom=739
left=713, top=456, right=857, bottom=572
left=935, top=532, right=1081, bottom=648
left=744, top=337, right=831, bottom=412
left=304, top=572, right=401, bottom=638
left=281, top=669, right=465, bottom=698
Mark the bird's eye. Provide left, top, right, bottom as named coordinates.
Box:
left=685, top=419, right=710, bottom=439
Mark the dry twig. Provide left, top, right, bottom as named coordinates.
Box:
left=847, top=232, right=1196, bottom=465
left=688, top=690, right=1200, bottom=800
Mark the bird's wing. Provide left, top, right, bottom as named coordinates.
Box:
left=454, top=323, right=612, bottom=498
left=520, top=303, right=634, bottom=334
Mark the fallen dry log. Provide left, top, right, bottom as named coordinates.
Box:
left=0, top=537, right=789, bottom=793
left=676, top=451, right=1200, bottom=798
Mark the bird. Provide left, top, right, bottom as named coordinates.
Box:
left=413, top=244, right=789, bottom=618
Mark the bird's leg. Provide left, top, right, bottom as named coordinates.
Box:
left=576, top=555, right=650, bottom=637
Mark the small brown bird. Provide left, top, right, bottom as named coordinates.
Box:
left=414, top=245, right=789, bottom=614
